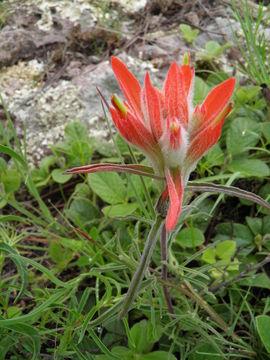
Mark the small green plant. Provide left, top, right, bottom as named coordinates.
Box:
left=202, top=240, right=239, bottom=279
left=0, top=3, right=8, bottom=30
left=232, top=0, right=270, bottom=85
left=197, top=40, right=232, bottom=61
left=31, top=121, right=96, bottom=189
left=179, top=24, right=199, bottom=44
left=0, top=160, right=21, bottom=208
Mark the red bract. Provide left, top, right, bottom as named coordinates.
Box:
left=110, top=57, right=235, bottom=231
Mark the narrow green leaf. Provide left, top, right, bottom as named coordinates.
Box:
left=0, top=243, right=27, bottom=301
left=0, top=215, right=29, bottom=224
left=122, top=317, right=136, bottom=351
left=24, top=257, right=70, bottom=288
left=0, top=144, right=27, bottom=169
left=88, top=329, right=120, bottom=359
left=0, top=323, right=40, bottom=360
left=0, top=289, right=68, bottom=325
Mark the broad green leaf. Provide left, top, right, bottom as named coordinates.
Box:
left=262, top=122, right=270, bottom=143
left=258, top=184, right=270, bottom=215
left=97, top=142, right=116, bottom=157
left=1, top=168, right=21, bottom=193
left=130, top=320, right=153, bottom=354
left=205, top=144, right=225, bottom=167
left=175, top=227, right=205, bottom=248
left=246, top=217, right=263, bottom=235
left=202, top=248, right=216, bottom=264
left=216, top=240, right=236, bottom=261
left=102, top=203, right=138, bottom=218
left=31, top=168, right=51, bottom=188
left=238, top=273, right=270, bottom=289
left=127, top=174, right=144, bottom=198
left=262, top=216, right=270, bottom=234
left=116, top=134, right=130, bottom=154
left=205, top=40, right=221, bottom=54
left=226, top=117, right=261, bottom=155
left=201, top=40, right=231, bottom=60
left=7, top=306, right=21, bottom=318
left=207, top=72, right=230, bottom=86
left=179, top=24, right=199, bottom=44
left=215, top=223, right=253, bottom=245
left=70, top=141, right=94, bottom=166
left=228, top=159, right=270, bottom=177
left=39, top=155, right=57, bottom=173
left=52, top=169, right=72, bottom=184
left=256, top=315, right=270, bottom=353
left=235, top=86, right=261, bottom=103
left=73, top=183, right=91, bottom=197
left=194, top=77, right=210, bottom=105
left=65, top=122, right=88, bottom=142
left=67, top=198, right=99, bottom=226
left=49, top=241, right=73, bottom=268
left=88, top=172, right=126, bottom=204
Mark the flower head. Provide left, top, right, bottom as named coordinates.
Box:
left=110, top=57, right=235, bottom=231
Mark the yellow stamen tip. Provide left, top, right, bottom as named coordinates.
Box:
left=112, top=94, right=127, bottom=116
left=170, top=122, right=179, bottom=132
left=183, top=53, right=190, bottom=65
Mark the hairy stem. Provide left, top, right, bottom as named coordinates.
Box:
left=161, top=224, right=175, bottom=317
left=119, top=214, right=164, bottom=319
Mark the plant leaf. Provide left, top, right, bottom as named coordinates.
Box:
left=65, top=163, right=164, bottom=180
left=256, top=315, right=270, bottom=353
left=102, top=203, right=138, bottom=218
left=228, top=159, right=270, bottom=177
left=186, top=182, right=270, bottom=211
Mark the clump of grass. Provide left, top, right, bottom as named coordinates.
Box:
left=232, top=0, right=270, bottom=86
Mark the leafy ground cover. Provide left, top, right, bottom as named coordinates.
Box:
left=0, top=1, right=270, bottom=359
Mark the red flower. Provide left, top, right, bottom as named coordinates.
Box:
left=110, top=57, right=235, bottom=231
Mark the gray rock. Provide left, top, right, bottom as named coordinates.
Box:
left=0, top=29, right=37, bottom=67
left=2, top=55, right=158, bottom=165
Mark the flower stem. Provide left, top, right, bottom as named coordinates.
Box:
left=119, top=214, right=164, bottom=319
left=161, top=224, right=175, bottom=317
